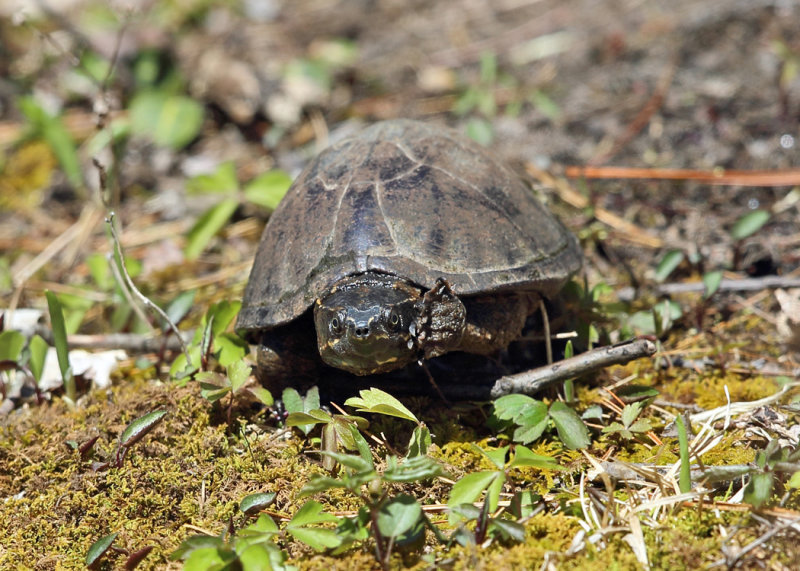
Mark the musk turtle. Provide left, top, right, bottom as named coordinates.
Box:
left=236, top=119, right=582, bottom=393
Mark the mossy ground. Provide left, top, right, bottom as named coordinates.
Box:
left=2, top=332, right=798, bottom=570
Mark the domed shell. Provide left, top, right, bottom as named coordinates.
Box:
left=237, top=119, right=581, bottom=332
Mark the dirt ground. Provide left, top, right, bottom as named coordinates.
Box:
left=1, top=0, right=800, bottom=569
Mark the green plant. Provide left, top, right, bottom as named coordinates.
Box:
left=85, top=531, right=155, bottom=570
left=447, top=443, right=561, bottom=547
left=601, top=401, right=653, bottom=441
left=184, top=162, right=292, bottom=259
left=493, top=393, right=591, bottom=449
left=45, top=290, right=76, bottom=403
left=170, top=300, right=248, bottom=379
left=18, top=95, right=84, bottom=193
left=197, top=359, right=273, bottom=426
left=281, top=386, right=321, bottom=435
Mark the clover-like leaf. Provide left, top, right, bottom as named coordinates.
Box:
left=549, top=401, right=590, bottom=449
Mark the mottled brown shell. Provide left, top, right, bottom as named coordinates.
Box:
left=237, top=119, right=581, bottom=332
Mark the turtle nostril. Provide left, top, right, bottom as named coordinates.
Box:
left=354, top=325, right=370, bottom=338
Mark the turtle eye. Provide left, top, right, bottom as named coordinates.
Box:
left=387, top=308, right=401, bottom=331
left=329, top=314, right=345, bottom=337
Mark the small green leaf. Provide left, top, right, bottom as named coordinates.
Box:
left=529, top=89, right=562, bottom=121
left=654, top=249, right=685, bottom=282
left=615, top=385, right=660, bottom=401
left=319, top=451, right=374, bottom=474
left=239, top=492, right=276, bottom=515
left=407, top=424, right=432, bottom=458
left=510, top=401, right=549, bottom=444
left=465, top=117, right=493, bottom=146
left=169, top=535, right=225, bottom=561
left=620, top=402, right=644, bottom=428
left=28, top=334, right=49, bottom=383
left=288, top=500, right=340, bottom=527
left=675, top=415, right=692, bottom=494
left=214, top=332, right=249, bottom=367
left=493, top=394, right=539, bottom=421
left=238, top=513, right=280, bottom=537
left=119, top=409, right=168, bottom=448
left=185, top=198, right=239, bottom=260
left=243, top=170, right=293, bottom=210
left=298, top=475, right=348, bottom=496
left=376, top=495, right=422, bottom=539
left=130, top=91, right=205, bottom=149
left=249, top=386, right=274, bottom=406
left=485, top=469, right=505, bottom=511
left=286, top=527, right=342, bottom=552
left=45, top=290, right=73, bottom=399
left=448, top=470, right=502, bottom=509
left=285, top=410, right=331, bottom=426
left=227, top=359, right=251, bottom=393
left=549, top=401, right=591, bottom=449
left=183, top=547, right=236, bottom=571
left=0, top=330, right=25, bottom=362
left=512, top=420, right=549, bottom=445
left=581, top=404, right=604, bottom=420
left=730, top=209, right=770, bottom=241
left=86, top=252, right=113, bottom=291
left=473, top=444, right=509, bottom=470
left=344, top=388, right=418, bottom=423
left=200, top=386, right=230, bottom=403
left=628, top=418, right=653, bottom=433
left=787, top=471, right=800, bottom=489
left=744, top=472, right=774, bottom=508
left=282, top=388, right=302, bottom=413
left=283, top=387, right=320, bottom=435
left=186, top=162, right=239, bottom=194
left=488, top=518, right=526, bottom=542
left=207, top=301, right=242, bottom=338
left=702, top=270, right=724, bottom=299
left=383, top=454, right=444, bottom=482
left=237, top=543, right=281, bottom=570
left=19, top=96, right=83, bottom=190
left=86, top=532, right=118, bottom=567
left=165, top=290, right=196, bottom=325
left=508, top=445, right=562, bottom=470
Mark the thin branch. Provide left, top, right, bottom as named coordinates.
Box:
left=616, top=276, right=800, bottom=302
left=106, top=212, right=192, bottom=366
left=490, top=337, right=657, bottom=398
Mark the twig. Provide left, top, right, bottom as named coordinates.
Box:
left=490, top=337, right=657, bottom=398
left=616, top=276, right=800, bottom=301
left=106, top=212, right=192, bottom=366
left=107, top=246, right=154, bottom=331
left=565, top=165, right=800, bottom=187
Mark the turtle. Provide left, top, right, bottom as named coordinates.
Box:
left=236, top=119, right=582, bottom=394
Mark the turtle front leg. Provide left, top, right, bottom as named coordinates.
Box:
left=415, top=278, right=467, bottom=359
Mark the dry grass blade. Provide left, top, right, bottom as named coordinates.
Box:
left=565, top=166, right=800, bottom=187
left=526, top=164, right=664, bottom=248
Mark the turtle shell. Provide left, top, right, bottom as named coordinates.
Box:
left=236, top=119, right=581, bottom=332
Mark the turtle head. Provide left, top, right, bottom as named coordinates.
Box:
left=314, top=273, right=422, bottom=375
